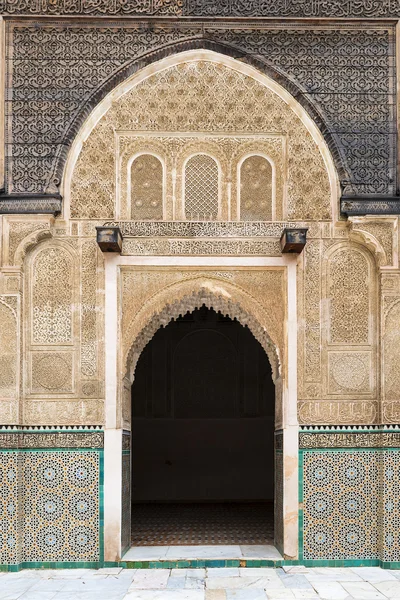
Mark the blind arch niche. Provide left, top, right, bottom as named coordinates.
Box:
left=239, top=154, right=274, bottom=221
left=130, top=153, right=164, bottom=220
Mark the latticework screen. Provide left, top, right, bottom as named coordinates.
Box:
left=131, top=154, right=163, bottom=220
left=240, top=156, right=273, bottom=221
left=184, top=154, right=219, bottom=220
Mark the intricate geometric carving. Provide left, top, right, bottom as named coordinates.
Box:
left=122, top=269, right=285, bottom=384
left=81, top=241, right=97, bottom=378
left=328, top=246, right=370, bottom=345
left=8, top=221, right=50, bottom=266
left=107, top=220, right=308, bottom=238
left=299, top=431, right=400, bottom=449
left=0, top=299, right=18, bottom=399
left=2, top=0, right=400, bottom=17
left=328, top=352, right=371, bottom=395
left=130, top=155, right=163, bottom=220
left=31, top=247, right=74, bottom=345
left=240, top=155, right=273, bottom=221
left=6, top=24, right=394, bottom=198
left=184, top=154, right=219, bottom=220
left=72, top=60, right=331, bottom=221
left=31, top=352, right=73, bottom=394
left=23, top=399, right=103, bottom=426
left=122, top=238, right=282, bottom=256
left=383, top=299, right=400, bottom=421
left=0, top=430, right=104, bottom=450
left=117, top=132, right=284, bottom=220
left=303, top=241, right=322, bottom=384
left=71, top=61, right=331, bottom=221
left=350, top=217, right=396, bottom=267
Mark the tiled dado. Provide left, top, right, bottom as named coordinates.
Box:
left=0, top=427, right=104, bottom=568
left=299, top=427, right=400, bottom=566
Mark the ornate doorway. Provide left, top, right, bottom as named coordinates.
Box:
left=130, top=305, right=275, bottom=546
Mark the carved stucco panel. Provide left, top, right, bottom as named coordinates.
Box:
left=81, top=240, right=98, bottom=378
left=0, top=298, right=18, bottom=399
left=327, top=245, right=371, bottom=346
left=31, top=352, right=74, bottom=395
left=70, top=60, right=331, bottom=221
left=298, top=400, right=378, bottom=426
left=23, top=400, right=103, bottom=426
left=328, top=351, right=372, bottom=396
left=121, top=268, right=285, bottom=380
left=349, top=217, right=398, bottom=268
left=383, top=295, right=400, bottom=423
left=31, top=246, right=74, bottom=345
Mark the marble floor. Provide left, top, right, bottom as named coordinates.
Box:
left=2, top=566, right=400, bottom=599
left=123, top=544, right=283, bottom=561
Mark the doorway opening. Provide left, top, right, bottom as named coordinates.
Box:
left=131, top=305, right=275, bottom=547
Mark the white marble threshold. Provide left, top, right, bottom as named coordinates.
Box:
left=122, top=544, right=283, bottom=561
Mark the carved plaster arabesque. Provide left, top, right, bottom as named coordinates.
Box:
left=2, top=0, right=400, bottom=17
left=382, top=295, right=400, bottom=424
left=31, top=352, right=74, bottom=395
left=120, top=269, right=285, bottom=428
left=118, top=133, right=283, bottom=222
left=349, top=216, right=398, bottom=269
left=69, top=57, right=333, bottom=222
left=120, top=268, right=286, bottom=431
left=5, top=25, right=392, bottom=200
left=298, top=400, right=378, bottom=425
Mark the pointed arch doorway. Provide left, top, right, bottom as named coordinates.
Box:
left=130, top=305, right=275, bottom=547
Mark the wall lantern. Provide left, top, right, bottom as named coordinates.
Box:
left=280, top=228, right=308, bottom=253
left=96, top=226, right=123, bottom=253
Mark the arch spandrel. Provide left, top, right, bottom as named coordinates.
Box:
left=66, top=51, right=337, bottom=222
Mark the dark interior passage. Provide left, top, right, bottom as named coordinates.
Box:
left=131, top=306, right=275, bottom=545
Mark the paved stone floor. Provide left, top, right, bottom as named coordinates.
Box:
left=2, top=566, right=400, bottom=599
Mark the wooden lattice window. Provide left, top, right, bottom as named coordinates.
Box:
left=184, top=154, right=219, bottom=220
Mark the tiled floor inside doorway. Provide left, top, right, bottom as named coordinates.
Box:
left=127, top=501, right=281, bottom=562
left=131, top=502, right=274, bottom=546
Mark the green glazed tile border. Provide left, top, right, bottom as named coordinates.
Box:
left=2, top=557, right=400, bottom=571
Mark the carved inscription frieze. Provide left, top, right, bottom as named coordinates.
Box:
left=298, top=400, right=378, bottom=425
left=0, top=430, right=104, bottom=449
left=2, top=0, right=399, bottom=17
left=122, top=239, right=282, bottom=256
left=299, top=431, right=400, bottom=449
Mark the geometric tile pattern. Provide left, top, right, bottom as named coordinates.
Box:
left=0, top=452, right=19, bottom=565
left=382, top=450, right=400, bottom=563
left=303, top=450, right=379, bottom=560
left=0, top=449, right=101, bottom=565
left=22, top=451, right=100, bottom=562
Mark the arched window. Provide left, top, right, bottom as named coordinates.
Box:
left=184, top=154, right=219, bottom=220
left=130, top=154, right=163, bottom=220
left=239, top=155, right=273, bottom=221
